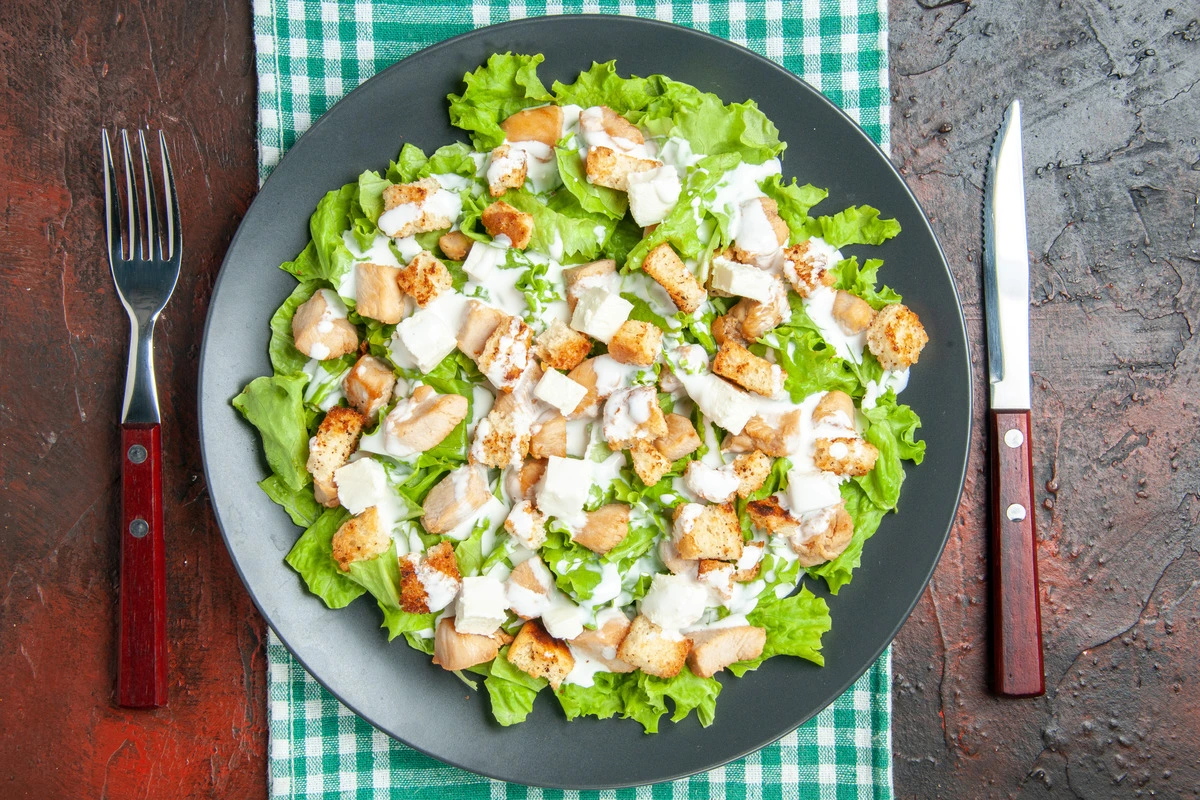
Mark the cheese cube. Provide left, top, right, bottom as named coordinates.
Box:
left=626, top=165, right=681, bottom=227
left=570, top=287, right=633, bottom=343
left=535, top=455, right=593, bottom=525
left=462, top=240, right=508, bottom=282
left=533, top=368, right=588, bottom=415
left=710, top=256, right=776, bottom=303
left=678, top=373, right=756, bottom=435
left=640, top=573, right=709, bottom=630
left=392, top=308, right=457, bottom=373
left=333, top=457, right=388, bottom=515
left=453, top=575, right=509, bottom=635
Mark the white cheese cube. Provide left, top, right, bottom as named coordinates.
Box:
left=570, top=287, right=633, bottom=343
left=392, top=308, right=457, bottom=373
left=333, top=457, right=388, bottom=515
left=541, top=598, right=586, bottom=640
left=462, top=240, right=508, bottom=281
left=640, top=573, right=709, bottom=630
left=533, top=368, right=588, bottom=415
left=453, top=575, right=509, bottom=635
left=709, top=255, right=776, bottom=303
left=784, top=468, right=844, bottom=516
left=626, top=165, right=682, bottom=227
left=677, top=373, right=756, bottom=435
left=536, top=455, right=593, bottom=525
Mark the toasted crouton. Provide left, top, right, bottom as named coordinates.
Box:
left=571, top=609, right=635, bottom=673
left=477, top=316, right=534, bottom=393
left=731, top=450, right=772, bottom=498
left=529, top=414, right=567, bottom=459
left=399, top=541, right=462, bottom=613
left=307, top=406, right=366, bottom=506
left=431, top=617, right=500, bottom=671
left=712, top=309, right=748, bottom=347
left=732, top=541, right=765, bottom=582
left=866, top=303, right=929, bottom=370
left=533, top=319, right=592, bottom=372
left=500, top=105, right=564, bottom=147
left=607, top=319, right=663, bottom=366
left=508, top=619, right=574, bottom=689
left=617, top=615, right=691, bottom=679
left=354, top=262, right=404, bottom=324
left=712, top=341, right=784, bottom=398
left=630, top=440, right=672, bottom=487
left=562, top=259, right=617, bottom=312
left=696, top=558, right=735, bottom=601
left=654, top=413, right=702, bottom=462
left=782, top=240, right=836, bottom=297
left=292, top=290, right=358, bottom=361
left=573, top=503, right=630, bottom=555
left=787, top=502, right=855, bottom=567
left=420, top=464, right=491, bottom=534
left=585, top=145, right=661, bottom=191
left=812, top=390, right=856, bottom=430
left=330, top=507, right=389, bottom=571
left=832, top=290, right=877, bottom=335
left=641, top=243, right=706, bottom=313
left=686, top=625, right=767, bottom=678
left=471, top=404, right=533, bottom=468
left=438, top=230, right=473, bottom=261
left=602, top=386, right=668, bottom=449
left=384, top=385, right=468, bottom=456
left=813, top=436, right=879, bottom=476
left=342, top=354, right=396, bottom=418
left=486, top=144, right=528, bottom=197
left=481, top=201, right=534, bottom=250
left=565, top=357, right=600, bottom=417
left=745, top=495, right=802, bottom=537
left=397, top=250, right=453, bottom=307
left=381, top=178, right=457, bottom=238
left=673, top=502, right=743, bottom=561
left=457, top=301, right=508, bottom=362
left=503, top=499, right=547, bottom=550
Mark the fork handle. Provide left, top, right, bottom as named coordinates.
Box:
left=118, top=423, right=168, bottom=708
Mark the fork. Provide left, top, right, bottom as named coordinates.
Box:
left=102, top=129, right=182, bottom=708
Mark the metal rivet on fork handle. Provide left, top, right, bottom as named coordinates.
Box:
left=129, top=517, right=150, bottom=538
left=128, top=444, right=148, bottom=463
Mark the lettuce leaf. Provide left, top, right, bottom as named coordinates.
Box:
left=858, top=390, right=925, bottom=510
left=540, top=523, right=603, bottom=600
left=759, top=295, right=860, bottom=400
left=555, top=144, right=627, bottom=219
left=556, top=667, right=721, bottom=732
left=831, top=256, right=902, bottom=310
left=655, top=78, right=783, bottom=164
left=807, top=481, right=890, bottom=594
left=759, top=174, right=828, bottom=241
left=258, top=474, right=322, bottom=528
left=278, top=241, right=320, bottom=281
left=268, top=281, right=320, bottom=376
left=729, top=585, right=831, bottom=674
left=232, top=374, right=311, bottom=492
left=551, top=61, right=663, bottom=118
left=284, top=508, right=365, bottom=608
left=484, top=651, right=547, bottom=726
left=499, top=189, right=610, bottom=260
left=343, top=542, right=437, bottom=640
left=356, top=169, right=389, bottom=224
left=447, top=53, right=554, bottom=150
left=307, top=184, right=358, bottom=285
left=806, top=205, right=901, bottom=248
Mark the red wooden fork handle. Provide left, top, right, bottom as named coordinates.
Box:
left=117, top=423, right=168, bottom=708
left=990, top=410, right=1045, bottom=698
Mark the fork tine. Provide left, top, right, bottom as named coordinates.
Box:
left=159, top=131, right=181, bottom=260
left=120, top=130, right=140, bottom=261
left=101, top=130, right=125, bottom=264
left=137, top=130, right=161, bottom=262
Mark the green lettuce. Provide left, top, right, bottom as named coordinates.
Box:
left=284, top=508, right=365, bottom=608
left=806, top=205, right=901, bottom=248
left=759, top=296, right=860, bottom=400
left=551, top=60, right=663, bottom=117
left=759, top=174, right=828, bottom=241
left=307, top=184, right=357, bottom=285
left=556, top=667, right=721, bottom=733
left=268, top=280, right=320, bottom=375
left=496, top=189, right=610, bottom=260
left=730, top=586, right=832, bottom=674
left=808, top=481, right=890, bottom=594
left=831, top=256, right=902, bottom=310
left=258, top=474, right=322, bottom=528
left=232, top=374, right=311, bottom=492
left=447, top=53, right=554, bottom=150
left=654, top=78, right=783, bottom=164
left=555, top=144, right=627, bottom=219
left=356, top=169, right=389, bottom=224
left=858, top=390, right=925, bottom=510
left=343, top=542, right=437, bottom=640
left=484, top=651, right=547, bottom=726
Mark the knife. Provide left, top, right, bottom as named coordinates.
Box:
left=983, top=100, right=1045, bottom=697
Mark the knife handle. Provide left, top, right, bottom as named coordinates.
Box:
left=990, top=410, right=1045, bottom=697
left=117, top=423, right=168, bottom=708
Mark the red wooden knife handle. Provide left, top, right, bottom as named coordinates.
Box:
left=990, top=410, right=1045, bottom=697
left=117, top=423, right=168, bottom=708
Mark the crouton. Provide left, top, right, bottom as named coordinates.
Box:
left=529, top=414, right=567, bottom=459
left=397, top=250, right=453, bottom=307
left=812, top=390, right=856, bottom=431
left=573, top=503, right=630, bottom=555
left=787, top=502, right=855, bottom=567
left=602, top=385, right=668, bottom=449
left=420, top=464, right=491, bottom=534
left=641, top=243, right=706, bottom=313
left=503, top=499, right=547, bottom=550
left=570, top=608, right=635, bottom=673
left=683, top=461, right=739, bottom=503
left=813, top=436, right=880, bottom=476
left=866, top=303, right=929, bottom=370
left=500, top=105, right=564, bottom=147
left=782, top=240, right=837, bottom=297
left=563, top=259, right=617, bottom=312
left=354, top=262, right=405, bottom=324
left=630, top=439, right=672, bottom=487
left=686, top=625, right=767, bottom=678
left=342, top=354, right=396, bottom=418
left=696, top=558, right=735, bottom=601
left=654, top=413, right=702, bottom=462
left=399, top=541, right=462, bottom=613
left=832, top=290, right=877, bottom=335
left=481, top=201, right=534, bottom=250
left=732, top=541, right=765, bottom=582
left=533, top=320, right=592, bottom=372
left=457, top=301, right=508, bottom=362
left=380, top=178, right=458, bottom=238
left=732, top=450, right=772, bottom=498
left=745, top=495, right=802, bottom=537
left=585, top=145, right=661, bottom=191
left=292, top=290, right=358, bottom=361
left=307, top=406, right=366, bottom=506
left=330, top=507, right=389, bottom=571
left=384, top=384, right=468, bottom=456
left=607, top=319, right=663, bottom=366
left=617, top=615, right=691, bottom=679
left=712, top=341, right=784, bottom=397
left=565, top=357, right=600, bottom=417
left=507, top=619, right=574, bottom=690
left=470, top=404, right=532, bottom=468
left=580, top=105, right=645, bottom=146
left=431, top=617, right=500, bottom=671
left=486, top=144, right=528, bottom=197
left=673, top=502, right=743, bottom=561
left=478, top=316, right=534, bottom=392
left=438, top=230, right=473, bottom=261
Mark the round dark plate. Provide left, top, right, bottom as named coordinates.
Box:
left=199, top=15, right=971, bottom=790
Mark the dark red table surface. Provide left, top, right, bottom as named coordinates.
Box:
left=2, top=2, right=1197, bottom=797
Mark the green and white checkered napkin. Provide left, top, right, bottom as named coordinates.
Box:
left=253, top=1, right=893, bottom=796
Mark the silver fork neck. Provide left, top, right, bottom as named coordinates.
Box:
left=121, top=314, right=162, bottom=424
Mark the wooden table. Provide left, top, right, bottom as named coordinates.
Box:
left=2, top=1, right=1196, bottom=796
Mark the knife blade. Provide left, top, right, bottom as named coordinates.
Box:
left=983, top=100, right=1045, bottom=698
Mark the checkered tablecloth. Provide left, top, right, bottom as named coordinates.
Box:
left=253, top=1, right=893, bottom=796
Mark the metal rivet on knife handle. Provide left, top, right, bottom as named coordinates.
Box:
left=1006, top=504, right=1027, bottom=522
left=128, top=444, right=148, bottom=463
left=1004, top=429, right=1024, bottom=448
left=129, top=517, right=150, bottom=538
